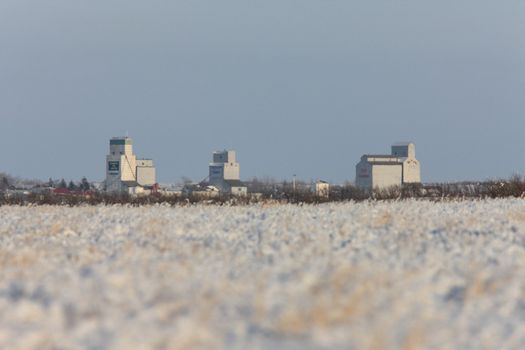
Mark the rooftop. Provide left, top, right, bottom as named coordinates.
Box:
left=110, top=137, right=133, bottom=145
left=392, top=142, right=414, bottom=147
left=364, top=154, right=400, bottom=159
left=366, top=161, right=403, bottom=166
left=361, top=154, right=403, bottom=165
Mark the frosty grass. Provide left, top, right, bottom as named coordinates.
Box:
left=0, top=199, right=524, bottom=349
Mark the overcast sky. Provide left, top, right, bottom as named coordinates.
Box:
left=1, top=1, right=524, bottom=184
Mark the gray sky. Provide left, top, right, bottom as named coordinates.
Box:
left=1, top=0, right=524, bottom=184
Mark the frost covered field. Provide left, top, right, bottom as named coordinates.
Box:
left=1, top=200, right=525, bottom=350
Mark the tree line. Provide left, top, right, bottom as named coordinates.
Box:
left=2, top=176, right=525, bottom=206
left=0, top=174, right=92, bottom=192
left=47, top=177, right=92, bottom=192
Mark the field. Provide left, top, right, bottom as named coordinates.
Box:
left=1, top=200, right=524, bottom=350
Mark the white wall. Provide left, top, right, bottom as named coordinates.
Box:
left=231, top=186, right=247, bottom=196
left=137, top=166, right=156, bottom=186
left=223, top=163, right=240, bottom=180
left=402, top=159, right=421, bottom=183
left=372, top=164, right=403, bottom=189
left=137, top=159, right=154, bottom=167
left=315, top=182, right=330, bottom=198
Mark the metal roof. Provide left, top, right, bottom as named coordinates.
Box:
left=367, top=161, right=403, bottom=166
left=365, top=154, right=399, bottom=158
left=361, top=154, right=402, bottom=165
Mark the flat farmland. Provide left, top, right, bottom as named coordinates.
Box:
left=0, top=200, right=524, bottom=350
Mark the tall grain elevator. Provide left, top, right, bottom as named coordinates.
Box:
left=105, top=137, right=156, bottom=193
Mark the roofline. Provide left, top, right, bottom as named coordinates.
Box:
left=392, top=142, right=414, bottom=146
left=363, top=154, right=399, bottom=158
left=111, top=136, right=132, bottom=140
left=366, top=161, right=403, bottom=166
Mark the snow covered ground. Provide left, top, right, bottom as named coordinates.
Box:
left=0, top=200, right=524, bottom=350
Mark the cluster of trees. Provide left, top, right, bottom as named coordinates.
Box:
left=47, top=177, right=92, bottom=192
left=0, top=172, right=41, bottom=190
left=0, top=173, right=93, bottom=193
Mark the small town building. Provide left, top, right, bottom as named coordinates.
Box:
left=224, top=180, right=248, bottom=196
left=391, top=142, right=421, bottom=184
left=208, top=150, right=247, bottom=195
left=105, top=137, right=157, bottom=193
left=356, top=142, right=421, bottom=190
left=184, top=184, right=220, bottom=198
left=136, top=159, right=156, bottom=187
left=314, top=180, right=330, bottom=199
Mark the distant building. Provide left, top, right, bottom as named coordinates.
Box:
left=208, top=150, right=247, bottom=195
left=356, top=142, right=421, bottom=190
left=391, top=142, right=421, bottom=184
left=183, top=184, right=221, bottom=198
left=223, top=180, right=248, bottom=196
left=105, top=137, right=157, bottom=193
left=136, top=159, right=156, bottom=187
left=314, top=180, right=330, bottom=199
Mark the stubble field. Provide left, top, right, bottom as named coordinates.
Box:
left=0, top=200, right=524, bottom=349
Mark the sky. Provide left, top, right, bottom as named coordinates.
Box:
left=1, top=0, right=524, bottom=184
